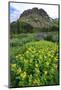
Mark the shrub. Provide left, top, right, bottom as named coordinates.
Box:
left=10, top=21, right=33, bottom=34
left=10, top=22, right=17, bottom=34
left=50, top=25, right=59, bottom=31
left=20, top=21, right=33, bottom=33
left=44, top=32, right=59, bottom=43
left=10, top=40, right=59, bottom=87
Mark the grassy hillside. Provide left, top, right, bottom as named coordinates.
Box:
left=9, top=31, right=59, bottom=87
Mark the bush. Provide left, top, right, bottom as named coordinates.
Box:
left=20, top=21, right=33, bottom=33
left=10, top=21, right=33, bottom=34
left=50, top=25, right=59, bottom=31
left=10, top=40, right=59, bottom=87
left=44, top=32, right=59, bottom=43
left=10, top=22, right=17, bottom=34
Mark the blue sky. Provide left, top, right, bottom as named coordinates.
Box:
left=10, top=5, right=20, bottom=22
left=10, top=2, right=59, bottom=22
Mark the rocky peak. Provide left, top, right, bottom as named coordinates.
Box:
left=32, top=7, right=38, bottom=13
left=19, top=7, right=52, bottom=29
left=20, top=7, right=49, bottom=18
left=38, top=8, right=48, bottom=16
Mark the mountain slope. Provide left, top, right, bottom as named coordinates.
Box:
left=19, top=7, right=52, bottom=28
left=10, top=7, right=59, bottom=33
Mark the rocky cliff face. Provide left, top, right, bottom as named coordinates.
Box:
left=19, top=7, right=52, bottom=28
left=20, top=8, right=49, bottom=18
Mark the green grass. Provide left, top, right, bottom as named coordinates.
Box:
left=10, top=32, right=59, bottom=87
left=10, top=32, right=58, bottom=47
